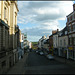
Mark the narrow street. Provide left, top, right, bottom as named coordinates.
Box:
left=23, top=51, right=75, bottom=74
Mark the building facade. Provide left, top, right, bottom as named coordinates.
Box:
left=58, top=26, right=68, bottom=58
left=66, top=4, right=75, bottom=60
left=49, top=35, right=53, bottom=55
left=53, top=32, right=59, bottom=55
left=0, top=0, right=19, bottom=74
left=21, top=33, right=24, bottom=49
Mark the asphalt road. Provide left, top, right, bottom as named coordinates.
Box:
left=23, top=51, right=75, bottom=74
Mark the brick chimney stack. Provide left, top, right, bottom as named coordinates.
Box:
left=57, top=29, right=59, bottom=32
left=73, top=3, right=75, bottom=11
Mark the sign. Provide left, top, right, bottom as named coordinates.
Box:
left=68, top=47, right=73, bottom=50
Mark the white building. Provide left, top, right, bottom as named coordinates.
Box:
left=38, top=35, right=49, bottom=51
left=21, top=33, right=24, bottom=49
left=29, top=42, right=32, bottom=49
left=58, top=27, right=68, bottom=58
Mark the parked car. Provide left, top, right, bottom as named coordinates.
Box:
left=36, top=50, right=39, bottom=53
left=39, top=51, right=44, bottom=55
left=46, top=54, right=54, bottom=60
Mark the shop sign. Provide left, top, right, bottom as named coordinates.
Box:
left=68, top=47, right=73, bottom=50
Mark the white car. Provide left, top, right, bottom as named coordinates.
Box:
left=36, top=50, right=39, bottom=53
left=46, top=54, right=54, bottom=60
left=39, top=51, right=44, bottom=55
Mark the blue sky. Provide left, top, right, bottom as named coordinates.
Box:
left=17, top=1, right=73, bottom=42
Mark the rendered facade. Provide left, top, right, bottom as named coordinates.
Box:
left=0, top=0, right=19, bottom=74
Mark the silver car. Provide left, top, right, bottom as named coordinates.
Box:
left=46, top=54, right=54, bottom=60
left=39, top=51, right=44, bottom=55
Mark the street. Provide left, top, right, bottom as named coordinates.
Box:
left=23, top=51, right=75, bottom=74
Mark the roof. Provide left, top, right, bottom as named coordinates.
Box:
left=58, top=26, right=68, bottom=37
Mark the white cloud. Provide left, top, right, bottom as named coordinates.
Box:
left=17, top=1, right=73, bottom=41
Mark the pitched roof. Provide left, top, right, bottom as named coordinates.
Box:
left=58, top=26, right=68, bottom=37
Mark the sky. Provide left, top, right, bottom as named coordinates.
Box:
left=17, top=1, right=74, bottom=42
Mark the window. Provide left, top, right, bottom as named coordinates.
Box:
left=69, top=38, right=72, bottom=45
left=74, top=38, right=75, bottom=45
left=67, top=18, right=69, bottom=22
left=73, top=14, right=74, bottom=20
left=74, top=13, right=75, bottom=19
left=70, top=16, right=72, bottom=21
left=64, top=39, right=66, bottom=46
left=4, top=7, right=6, bottom=19
left=56, top=36, right=57, bottom=40
left=73, top=24, right=75, bottom=31
left=68, top=26, right=71, bottom=32
left=60, top=40, right=62, bottom=46
left=22, top=36, right=23, bottom=40
left=65, top=31, right=67, bottom=35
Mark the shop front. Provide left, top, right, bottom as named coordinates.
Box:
left=68, top=46, right=74, bottom=60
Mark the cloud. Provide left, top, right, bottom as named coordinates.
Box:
left=17, top=1, right=73, bottom=41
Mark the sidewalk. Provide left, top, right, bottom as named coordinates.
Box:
left=6, top=53, right=28, bottom=74
left=54, top=55, right=75, bottom=68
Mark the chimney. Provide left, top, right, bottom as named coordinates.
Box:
left=57, top=29, right=59, bottom=32
left=73, top=4, right=75, bottom=11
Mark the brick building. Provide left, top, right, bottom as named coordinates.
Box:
left=66, top=3, right=75, bottom=60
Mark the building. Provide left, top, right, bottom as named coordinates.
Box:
left=38, top=35, right=50, bottom=52
left=58, top=26, right=68, bottom=58
left=24, top=33, right=27, bottom=48
left=29, top=42, right=32, bottom=49
left=49, top=30, right=58, bottom=55
left=66, top=3, right=75, bottom=60
left=0, top=0, right=19, bottom=74
left=49, top=34, right=53, bottom=55
left=43, top=39, right=49, bottom=52
left=21, top=33, right=24, bottom=49
left=52, top=29, right=59, bottom=34
left=38, top=38, right=42, bottom=49
left=53, top=30, right=59, bottom=55
left=41, top=35, right=46, bottom=49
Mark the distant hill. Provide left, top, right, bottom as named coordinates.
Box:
left=32, top=42, right=38, bottom=45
